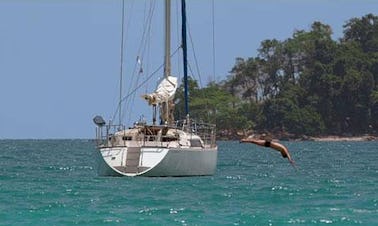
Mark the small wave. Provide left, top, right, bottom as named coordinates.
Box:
left=319, top=219, right=333, bottom=224
left=45, top=165, right=93, bottom=171
left=169, top=207, right=185, bottom=214
left=352, top=208, right=376, bottom=214
left=138, top=207, right=158, bottom=215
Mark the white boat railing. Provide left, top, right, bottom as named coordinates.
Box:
left=95, top=120, right=216, bottom=148
left=175, top=119, right=217, bottom=148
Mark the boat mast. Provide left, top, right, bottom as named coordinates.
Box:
left=162, top=0, right=172, bottom=125
left=164, top=0, right=171, bottom=79
left=181, top=0, right=189, bottom=116
left=118, top=0, right=126, bottom=126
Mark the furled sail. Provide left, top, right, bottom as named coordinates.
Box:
left=142, top=76, right=178, bottom=105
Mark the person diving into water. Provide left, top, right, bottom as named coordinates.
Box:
left=241, top=134, right=295, bottom=167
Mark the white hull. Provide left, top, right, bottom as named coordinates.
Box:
left=95, top=146, right=217, bottom=177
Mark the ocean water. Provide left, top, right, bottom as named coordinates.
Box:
left=0, top=140, right=377, bottom=225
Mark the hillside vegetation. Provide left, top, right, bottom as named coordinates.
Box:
left=174, top=14, right=378, bottom=139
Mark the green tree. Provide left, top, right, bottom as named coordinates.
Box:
left=177, top=14, right=378, bottom=139
left=174, top=78, right=253, bottom=136
left=343, top=14, right=378, bottom=53
left=225, top=57, right=261, bottom=103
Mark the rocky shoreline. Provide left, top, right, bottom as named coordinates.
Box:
left=304, top=135, right=378, bottom=142
left=218, top=130, right=378, bottom=141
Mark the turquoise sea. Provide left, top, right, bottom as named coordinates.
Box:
left=0, top=140, right=377, bottom=225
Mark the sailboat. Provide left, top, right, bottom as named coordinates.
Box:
left=92, top=0, right=217, bottom=176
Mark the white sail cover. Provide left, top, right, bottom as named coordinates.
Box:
left=143, top=76, right=178, bottom=105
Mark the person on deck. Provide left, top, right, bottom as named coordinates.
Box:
left=241, top=134, right=295, bottom=166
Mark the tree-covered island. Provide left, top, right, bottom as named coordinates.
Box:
left=174, top=14, right=378, bottom=140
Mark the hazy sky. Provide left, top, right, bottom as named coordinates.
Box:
left=0, top=0, right=377, bottom=139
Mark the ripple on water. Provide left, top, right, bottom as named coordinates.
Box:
left=0, top=140, right=377, bottom=225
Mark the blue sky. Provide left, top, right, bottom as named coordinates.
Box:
left=0, top=0, right=377, bottom=139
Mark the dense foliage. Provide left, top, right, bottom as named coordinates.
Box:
left=174, top=14, right=378, bottom=138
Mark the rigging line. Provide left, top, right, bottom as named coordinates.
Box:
left=111, top=45, right=181, bottom=122
left=137, top=1, right=156, bottom=59
left=118, top=0, right=136, bottom=122
left=135, top=1, right=155, bottom=80
left=118, top=0, right=126, bottom=125
left=187, top=23, right=203, bottom=88
left=211, top=0, right=216, bottom=82
left=118, top=0, right=135, bottom=116
left=188, top=63, right=195, bottom=82
left=124, top=2, right=149, bottom=102
left=124, top=1, right=156, bottom=122
left=124, top=1, right=135, bottom=46
left=127, top=1, right=156, bottom=121
left=145, top=39, right=151, bottom=92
